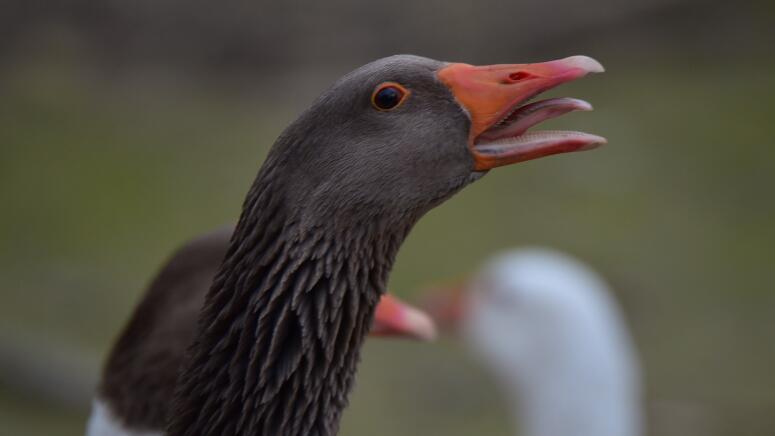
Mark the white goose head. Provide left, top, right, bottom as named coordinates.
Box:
left=433, top=248, right=644, bottom=436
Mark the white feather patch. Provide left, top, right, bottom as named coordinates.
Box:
left=85, top=398, right=164, bottom=436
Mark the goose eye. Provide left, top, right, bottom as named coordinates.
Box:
left=371, top=83, right=409, bottom=111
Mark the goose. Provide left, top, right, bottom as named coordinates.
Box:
left=89, top=54, right=605, bottom=436
left=87, top=227, right=437, bottom=436
left=428, top=248, right=643, bottom=436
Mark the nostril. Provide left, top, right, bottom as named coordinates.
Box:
left=508, top=71, right=533, bottom=82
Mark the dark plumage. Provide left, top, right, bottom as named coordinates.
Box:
left=168, top=56, right=473, bottom=436
left=95, top=225, right=435, bottom=435
left=89, top=54, right=605, bottom=436
left=99, top=227, right=232, bottom=430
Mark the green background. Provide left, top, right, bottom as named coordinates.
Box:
left=1, top=1, right=773, bottom=434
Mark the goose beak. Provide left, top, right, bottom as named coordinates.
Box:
left=421, top=282, right=468, bottom=331
left=437, top=55, right=606, bottom=171
left=370, top=294, right=438, bottom=341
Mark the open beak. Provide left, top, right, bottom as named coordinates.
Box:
left=438, top=55, right=606, bottom=171
left=370, top=294, right=437, bottom=341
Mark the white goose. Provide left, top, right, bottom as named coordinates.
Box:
left=430, top=248, right=644, bottom=436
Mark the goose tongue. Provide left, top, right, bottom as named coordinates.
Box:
left=474, top=97, right=604, bottom=164
left=477, top=97, right=593, bottom=142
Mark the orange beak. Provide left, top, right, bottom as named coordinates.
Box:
left=370, top=294, right=437, bottom=341
left=420, top=281, right=468, bottom=332
left=438, top=55, right=606, bottom=171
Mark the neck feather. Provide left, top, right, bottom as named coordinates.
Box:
left=167, top=168, right=415, bottom=436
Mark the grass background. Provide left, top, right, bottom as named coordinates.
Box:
left=1, top=4, right=774, bottom=434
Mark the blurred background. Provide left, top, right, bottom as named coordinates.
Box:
left=1, top=0, right=773, bottom=434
